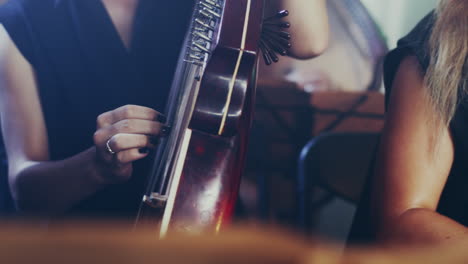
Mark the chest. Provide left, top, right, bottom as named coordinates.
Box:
left=22, top=0, right=195, bottom=158
left=101, top=0, right=139, bottom=49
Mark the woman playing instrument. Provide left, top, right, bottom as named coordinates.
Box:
left=0, top=0, right=329, bottom=217
left=370, top=0, right=468, bottom=245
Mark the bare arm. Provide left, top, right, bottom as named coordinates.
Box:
left=0, top=27, right=102, bottom=215
left=372, top=56, right=468, bottom=245
left=0, top=27, right=162, bottom=216
left=268, top=0, right=329, bottom=59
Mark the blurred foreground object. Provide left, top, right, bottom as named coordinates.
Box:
left=0, top=222, right=467, bottom=264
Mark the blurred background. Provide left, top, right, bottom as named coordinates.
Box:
left=0, top=0, right=438, bottom=249
left=362, top=0, right=437, bottom=49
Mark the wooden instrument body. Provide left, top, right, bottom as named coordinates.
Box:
left=136, top=0, right=264, bottom=235
left=169, top=0, right=263, bottom=233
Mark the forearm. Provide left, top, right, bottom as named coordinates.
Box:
left=11, top=147, right=107, bottom=216
left=379, top=208, right=468, bottom=245
left=268, top=0, right=329, bottom=59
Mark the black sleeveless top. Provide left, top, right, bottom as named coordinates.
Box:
left=350, top=12, right=468, bottom=244
left=0, top=0, right=194, bottom=217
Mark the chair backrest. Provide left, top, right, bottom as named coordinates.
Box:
left=297, top=132, right=380, bottom=232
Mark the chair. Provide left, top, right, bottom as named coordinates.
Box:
left=297, top=132, right=380, bottom=235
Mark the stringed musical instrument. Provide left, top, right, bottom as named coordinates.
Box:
left=135, top=0, right=291, bottom=236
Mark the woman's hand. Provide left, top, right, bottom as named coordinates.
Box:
left=92, top=104, right=167, bottom=184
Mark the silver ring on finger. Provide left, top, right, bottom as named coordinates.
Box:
left=106, top=139, right=116, bottom=154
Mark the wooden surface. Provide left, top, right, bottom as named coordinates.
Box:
left=310, top=91, right=384, bottom=135
left=0, top=221, right=466, bottom=264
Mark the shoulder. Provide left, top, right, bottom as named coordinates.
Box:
left=387, top=11, right=435, bottom=72
left=0, top=0, right=59, bottom=67
left=398, top=11, right=435, bottom=46
left=0, top=23, right=32, bottom=79
left=384, top=54, right=428, bottom=113
left=0, top=24, right=7, bottom=60
left=395, top=11, right=435, bottom=67
left=0, top=0, right=22, bottom=25
left=0, top=1, right=34, bottom=65
left=0, top=0, right=58, bottom=10
left=0, top=0, right=59, bottom=24
left=389, top=11, right=435, bottom=68
left=383, top=12, right=435, bottom=107
left=391, top=56, right=425, bottom=96
left=0, top=2, right=35, bottom=86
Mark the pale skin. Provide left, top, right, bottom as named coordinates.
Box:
left=372, top=56, right=468, bottom=245
left=0, top=0, right=329, bottom=215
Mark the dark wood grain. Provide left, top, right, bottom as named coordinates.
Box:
left=171, top=0, right=263, bottom=232
left=137, top=0, right=264, bottom=234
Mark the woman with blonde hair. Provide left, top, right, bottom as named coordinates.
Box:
left=355, top=0, right=468, bottom=245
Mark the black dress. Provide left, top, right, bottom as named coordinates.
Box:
left=349, top=12, right=468, bottom=243
left=0, top=0, right=194, bottom=217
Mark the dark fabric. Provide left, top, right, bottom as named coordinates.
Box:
left=0, top=0, right=194, bottom=217
left=349, top=11, right=468, bottom=244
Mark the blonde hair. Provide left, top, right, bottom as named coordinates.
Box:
left=425, top=0, right=468, bottom=128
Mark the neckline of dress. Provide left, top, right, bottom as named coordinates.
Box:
left=95, top=0, right=144, bottom=55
